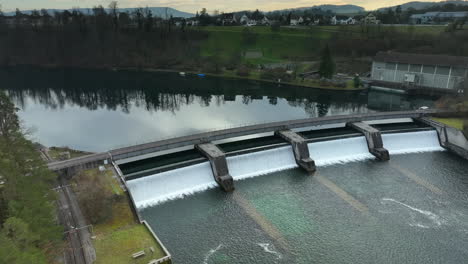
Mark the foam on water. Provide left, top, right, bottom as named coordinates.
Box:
left=309, top=136, right=374, bottom=166
left=227, top=146, right=297, bottom=180
left=126, top=161, right=216, bottom=209
left=126, top=130, right=444, bottom=209
left=383, top=130, right=444, bottom=154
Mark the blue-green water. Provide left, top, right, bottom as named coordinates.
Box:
left=141, top=152, right=468, bottom=263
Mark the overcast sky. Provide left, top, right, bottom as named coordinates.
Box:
left=0, top=0, right=447, bottom=13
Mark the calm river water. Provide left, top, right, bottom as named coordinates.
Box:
left=1, top=67, right=435, bottom=152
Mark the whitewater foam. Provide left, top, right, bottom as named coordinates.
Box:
left=126, top=130, right=444, bottom=209
left=258, top=243, right=282, bottom=259
left=382, top=198, right=446, bottom=227
left=203, top=244, right=223, bottom=264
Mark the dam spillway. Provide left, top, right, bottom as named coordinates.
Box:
left=125, top=130, right=444, bottom=210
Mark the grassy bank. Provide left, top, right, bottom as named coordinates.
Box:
left=432, top=117, right=467, bottom=130
left=72, top=168, right=167, bottom=264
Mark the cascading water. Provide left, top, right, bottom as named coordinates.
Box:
left=227, top=146, right=297, bottom=181
left=309, top=136, right=374, bottom=166
left=126, top=130, right=444, bottom=209
left=126, top=162, right=216, bottom=209
left=382, top=130, right=444, bottom=154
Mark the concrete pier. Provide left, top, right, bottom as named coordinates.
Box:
left=275, top=130, right=316, bottom=173
left=348, top=122, right=390, bottom=161
left=196, top=143, right=234, bottom=192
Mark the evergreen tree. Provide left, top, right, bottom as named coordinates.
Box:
left=318, top=44, right=335, bottom=79
left=0, top=91, right=61, bottom=263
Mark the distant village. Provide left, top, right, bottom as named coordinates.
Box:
left=178, top=10, right=468, bottom=27
left=1, top=6, right=468, bottom=28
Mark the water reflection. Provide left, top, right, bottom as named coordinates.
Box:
left=0, top=67, right=437, bottom=151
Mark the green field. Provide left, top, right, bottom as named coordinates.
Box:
left=199, top=25, right=452, bottom=65
left=200, top=26, right=332, bottom=64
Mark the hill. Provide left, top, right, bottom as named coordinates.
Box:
left=377, top=1, right=468, bottom=11
left=271, top=4, right=365, bottom=14
left=4, top=7, right=194, bottom=18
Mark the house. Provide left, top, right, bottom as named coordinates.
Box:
left=240, top=14, right=249, bottom=24
left=363, top=13, right=379, bottom=24
left=371, top=51, right=468, bottom=92
left=331, top=16, right=337, bottom=25
left=290, top=17, right=304, bottom=26
left=342, top=17, right=356, bottom=25
left=260, top=16, right=270, bottom=25
left=221, top=13, right=237, bottom=25
left=410, top=11, right=468, bottom=24
left=246, top=20, right=257, bottom=26
left=186, top=18, right=199, bottom=26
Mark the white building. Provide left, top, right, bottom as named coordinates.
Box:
left=410, top=11, right=468, bottom=24
left=240, top=14, right=249, bottom=24
left=371, top=51, right=468, bottom=92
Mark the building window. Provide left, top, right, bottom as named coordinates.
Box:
left=436, top=66, right=450, bottom=75
left=409, top=64, right=422, bottom=72
left=385, top=63, right=396, bottom=70
left=397, top=63, right=409, bottom=71
left=423, top=65, right=436, bottom=74
left=451, top=67, right=466, bottom=77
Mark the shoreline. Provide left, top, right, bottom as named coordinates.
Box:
left=2, top=64, right=367, bottom=92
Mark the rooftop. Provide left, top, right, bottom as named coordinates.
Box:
left=374, top=51, right=468, bottom=68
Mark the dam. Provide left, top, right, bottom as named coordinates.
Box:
left=123, top=130, right=444, bottom=209
left=107, top=113, right=468, bottom=263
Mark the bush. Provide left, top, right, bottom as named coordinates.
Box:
left=260, top=68, right=293, bottom=82
left=74, top=170, right=115, bottom=225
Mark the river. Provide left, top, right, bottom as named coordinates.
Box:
left=1, top=67, right=435, bottom=152
left=3, top=67, right=466, bottom=264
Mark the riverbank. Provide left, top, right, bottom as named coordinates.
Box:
left=118, top=67, right=366, bottom=91
left=71, top=167, right=169, bottom=264
left=2, top=64, right=366, bottom=91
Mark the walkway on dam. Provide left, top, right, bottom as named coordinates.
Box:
left=47, top=110, right=446, bottom=172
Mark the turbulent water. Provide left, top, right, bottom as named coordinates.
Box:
left=126, top=131, right=445, bottom=209
left=141, top=150, right=468, bottom=264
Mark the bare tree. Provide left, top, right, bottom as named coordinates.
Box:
left=108, top=1, right=118, bottom=29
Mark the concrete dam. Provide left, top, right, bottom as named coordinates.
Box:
left=124, top=130, right=443, bottom=209
left=109, top=112, right=464, bottom=212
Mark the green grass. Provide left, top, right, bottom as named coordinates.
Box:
left=74, top=168, right=168, bottom=264
left=94, top=224, right=166, bottom=264
left=432, top=117, right=466, bottom=130
left=48, top=147, right=90, bottom=160
left=199, top=24, right=451, bottom=66
left=200, top=26, right=331, bottom=63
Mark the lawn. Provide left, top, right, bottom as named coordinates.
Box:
left=432, top=117, right=467, bottom=130
left=73, top=168, right=168, bottom=264
left=200, top=26, right=331, bottom=63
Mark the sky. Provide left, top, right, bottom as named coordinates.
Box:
left=0, top=0, right=448, bottom=13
